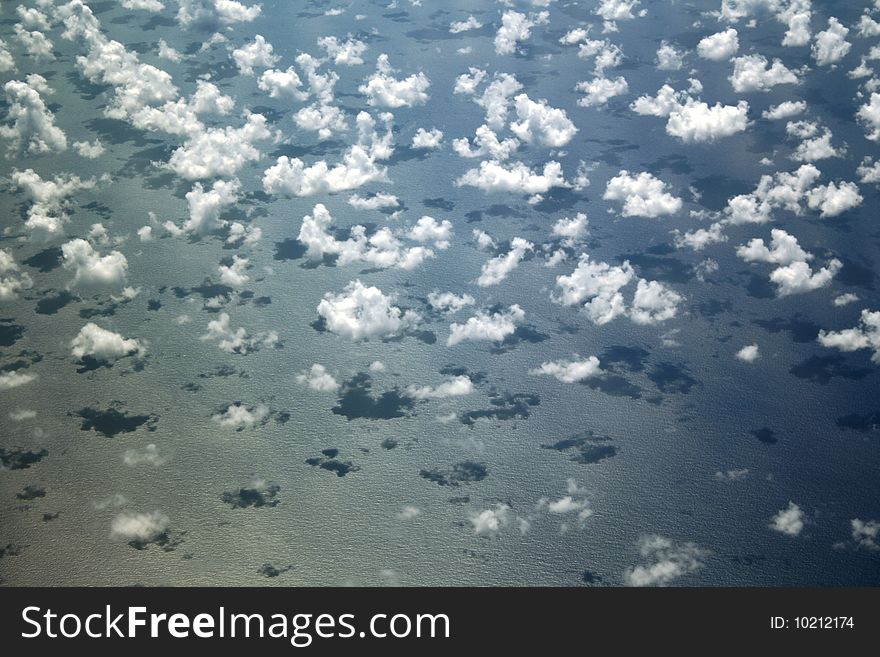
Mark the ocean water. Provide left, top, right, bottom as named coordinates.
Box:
left=0, top=0, right=878, bottom=586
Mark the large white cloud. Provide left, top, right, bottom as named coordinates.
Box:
left=447, top=305, right=525, bottom=346
left=818, top=309, right=880, bottom=363
left=737, top=228, right=840, bottom=296
left=70, top=323, right=143, bottom=362
left=1, top=75, right=67, bottom=155
left=494, top=10, right=549, bottom=56
left=12, top=168, right=97, bottom=241
left=211, top=403, right=269, bottom=430
left=603, top=171, right=682, bottom=217
left=632, top=83, right=750, bottom=143
left=167, top=113, right=271, bottom=180
left=509, top=94, right=577, bottom=147
left=296, top=364, right=339, bottom=392
left=318, top=36, right=367, bottom=66
left=812, top=17, right=851, bottom=67
left=232, top=35, right=279, bottom=76
left=575, top=76, right=629, bottom=107
left=857, top=92, right=880, bottom=142
left=297, top=203, right=439, bottom=270
left=178, top=0, right=261, bottom=27
left=317, top=280, right=420, bottom=341
left=263, top=112, right=392, bottom=196
left=456, top=159, right=568, bottom=196
left=359, top=54, right=430, bottom=108
left=61, top=239, right=128, bottom=291
left=729, top=54, right=801, bottom=92
left=697, top=28, right=739, bottom=60
left=110, top=510, right=169, bottom=542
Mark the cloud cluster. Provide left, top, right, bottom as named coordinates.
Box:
left=625, top=535, right=707, bottom=586
left=770, top=501, right=805, bottom=536
left=61, top=239, right=128, bottom=291
left=297, top=204, right=448, bottom=270
left=555, top=254, right=682, bottom=325
left=631, top=83, right=750, bottom=143
left=729, top=54, right=801, bottom=92
left=736, top=228, right=841, bottom=297
left=296, top=364, right=339, bottom=392
left=211, top=403, right=270, bottom=430
left=407, top=375, right=473, bottom=400
left=201, top=313, right=279, bottom=354
left=697, top=28, right=739, bottom=60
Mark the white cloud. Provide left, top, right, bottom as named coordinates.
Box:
left=804, top=181, right=862, bottom=217
left=296, top=364, right=340, bottom=392
left=447, top=305, right=525, bottom=346
left=697, top=28, right=739, bottom=60
left=397, top=506, right=421, bottom=520
left=452, top=124, right=520, bottom=161
left=317, top=280, right=419, bottom=341
left=1, top=75, right=66, bottom=155
left=258, top=67, right=306, bottom=100
left=470, top=504, right=511, bottom=535
left=729, top=54, right=801, bottom=92
left=123, top=444, right=165, bottom=467
left=182, top=178, right=240, bottom=235
left=61, top=239, right=128, bottom=291
left=318, top=36, right=367, bottom=66
left=13, top=25, right=53, bottom=61
left=73, top=139, right=105, bottom=158
left=211, top=403, right=269, bottom=430
left=762, top=100, right=806, bottom=120
left=554, top=255, right=634, bottom=324
left=359, top=54, right=430, bottom=107
left=629, top=279, right=683, bottom=324
left=0, top=250, right=33, bottom=301
left=0, top=369, right=37, bottom=390
left=575, top=76, right=628, bottom=107
left=348, top=193, right=400, bottom=210
left=157, top=39, right=182, bottom=62
left=857, top=92, right=880, bottom=141
left=666, top=99, right=750, bottom=143
left=0, top=39, right=14, bottom=73
left=70, top=323, right=143, bottom=362
left=771, top=260, right=841, bottom=296
left=851, top=519, right=880, bottom=551
left=178, top=0, right=261, bottom=27
left=407, top=375, right=474, bottom=400
left=427, top=291, right=475, bottom=314
left=122, top=0, right=165, bottom=11
left=833, top=293, right=859, bottom=307
left=770, top=501, right=805, bottom=536
left=12, top=168, right=97, bottom=241
left=625, top=535, right=707, bottom=586
left=294, top=104, right=347, bottom=141
left=812, top=17, right=850, bottom=67
left=656, top=41, right=685, bottom=70
left=263, top=112, right=392, bottom=197
left=8, top=409, right=36, bottom=421
left=552, top=213, right=589, bottom=247
left=297, top=204, right=438, bottom=270
left=604, top=171, right=682, bottom=217
left=857, top=157, right=880, bottom=184
left=818, top=309, right=880, bottom=363
left=110, top=511, right=169, bottom=542
left=456, top=159, right=568, bottom=196
left=477, top=237, right=533, bottom=286
left=218, top=255, right=250, bottom=287
left=201, top=312, right=279, bottom=354
left=450, top=16, right=482, bottom=33
left=735, top=344, right=760, bottom=362
left=736, top=228, right=812, bottom=265
left=510, top=94, right=577, bottom=147
left=411, top=127, right=443, bottom=149
left=529, top=356, right=602, bottom=383
left=494, top=10, right=549, bottom=56
left=167, top=113, right=271, bottom=180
